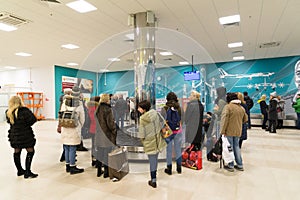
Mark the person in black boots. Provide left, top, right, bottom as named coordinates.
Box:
left=94, top=94, right=117, bottom=179
left=268, top=92, right=279, bottom=133
left=137, top=100, right=167, bottom=188
left=160, top=92, right=183, bottom=175
left=6, top=96, right=38, bottom=179
left=60, top=86, right=85, bottom=174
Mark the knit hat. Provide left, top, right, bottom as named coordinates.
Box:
left=72, top=85, right=80, bottom=97
left=270, top=92, right=277, bottom=97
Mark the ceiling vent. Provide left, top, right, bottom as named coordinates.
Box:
left=0, top=12, right=29, bottom=26
left=259, top=41, right=281, bottom=48
left=163, top=58, right=172, bottom=61
left=222, top=22, right=239, bottom=28
left=41, top=0, right=61, bottom=3
left=232, top=50, right=243, bottom=54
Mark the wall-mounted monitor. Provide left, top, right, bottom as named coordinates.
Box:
left=184, top=71, right=200, bottom=81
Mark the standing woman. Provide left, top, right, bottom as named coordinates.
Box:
left=6, top=96, right=38, bottom=178
left=160, top=92, right=182, bottom=175
left=87, top=96, right=100, bottom=167
left=257, top=94, right=268, bottom=129
left=94, top=93, right=117, bottom=178
left=137, top=100, right=167, bottom=188
left=268, top=92, right=279, bottom=133
left=184, top=90, right=204, bottom=150
left=60, top=86, right=85, bottom=174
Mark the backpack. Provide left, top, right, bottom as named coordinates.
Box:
left=58, top=109, right=79, bottom=128
left=166, top=107, right=181, bottom=131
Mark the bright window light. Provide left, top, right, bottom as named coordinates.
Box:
left=233, top=56, right=245, bottom=60
left=15, top=52, right=32, bottom=57
left=219, top=15, right=240, bottom=25
left=108, top=58, right=120, bottom=62
left=179, top=61, right=189, bottom=65
left=66, top=0, right=97, bottom=13
left=61, top=44, right=79, bottom=49
left=4, top=66, right=17, bottom=69
left=160, top=52, right=173, bottom=56
left=67, top=62, right=79, bottom=66
left=0, top=22, right=18, bottom=32
left=228, top=42, right=243, bottom=48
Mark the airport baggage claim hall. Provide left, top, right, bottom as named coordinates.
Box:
left=0, top=1, right=300, bottom=199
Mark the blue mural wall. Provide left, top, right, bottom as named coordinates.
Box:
left=55, top=56, right=300, bottom=119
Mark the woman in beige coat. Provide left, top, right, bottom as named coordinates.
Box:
left=137, top=100, right=167, bottom=188
left=60, top=86, right=85, bottom=174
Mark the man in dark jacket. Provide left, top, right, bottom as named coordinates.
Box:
left=243, top=91, right=254, bottom=129
left=268, top=92, right=279, bottom=133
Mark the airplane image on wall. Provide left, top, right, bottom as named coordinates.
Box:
left=218, top=68, right=275, bottom=79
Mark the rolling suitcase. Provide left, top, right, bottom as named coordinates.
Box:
left=108, top=147, right=129, bottom=181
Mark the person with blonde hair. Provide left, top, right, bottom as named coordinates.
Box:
left=257, top=94, right=268, bottom=129
left=6, top=96, right=38, bottom=178
left=237, top=92, right=249, bottom=148
left=184, top=90, right=204, bottom=149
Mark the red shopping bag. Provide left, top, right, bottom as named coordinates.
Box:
left=182, top=144, right=202, bottom=170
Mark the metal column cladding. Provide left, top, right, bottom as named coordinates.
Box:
left=133, top=11, right=156, bottom=109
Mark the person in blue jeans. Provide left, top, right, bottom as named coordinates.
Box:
left=138, top=100, right=167, bottom=188
left=160, top=92, right=183, bottom=175
left=220, top=92, right=248, bottom=172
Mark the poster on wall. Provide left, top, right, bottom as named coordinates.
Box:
left=62, top=76, right=93, bottom=93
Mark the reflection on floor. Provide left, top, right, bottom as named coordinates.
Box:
left=0, top=120, right=300, bottom=200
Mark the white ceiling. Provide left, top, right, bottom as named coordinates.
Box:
left=1, top=0, right=300, bottom=73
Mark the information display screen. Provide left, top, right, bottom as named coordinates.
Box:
left=184, top=71, right=200, bottom=81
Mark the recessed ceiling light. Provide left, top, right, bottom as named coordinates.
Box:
left=108, top=58, right=120, bottom=62
left=15, top=52, right=32, bottom=57
left=0, top=22, right=18, bottom=32
left=228, top=42, right=243, bottom=48
left=233, top=56, right=245, bottom=60
left=4, top=66, right=17, bottom=69
left=219, top=15, right=240, bottom=25
left=66, top=62, right=79, bottom=66
left=179, top=61, right=189, bottom=65
left=66, top=0, right=97, bottom=13
left=160, top=52, right=173, bottom=56
left=61, top=44, right=79, bottom=49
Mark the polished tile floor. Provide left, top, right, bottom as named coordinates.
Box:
left=0, top=120, right=299, bottom=200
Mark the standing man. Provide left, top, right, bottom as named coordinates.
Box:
left=243, top=91, right=253, bottom=129
left=115, top=94, right=128, bottom=129
left=220, top=93, right=248, bottom=172
left=268, top=92, right=279, bottom=133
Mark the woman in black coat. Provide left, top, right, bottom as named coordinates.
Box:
left=6, top=96, right=38, bottom=179
left=184, top=91, right=204, bottom=149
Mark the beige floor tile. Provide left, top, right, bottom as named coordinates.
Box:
left=1, top=121, right=300, bottom=200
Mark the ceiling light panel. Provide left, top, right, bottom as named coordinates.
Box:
left=66, top=0, right=97, bottom=13
left=160, top=52, right=173, bottom=56
left=179, top=61, right=189, bottom=65
left=108, top=58, right=120, bottom=62
left=233, top=56, right=245, bottom=60
left=15, top=52, right=32, bottom=57
left=67, top=62, right=78, bottom=66
left=228, top=42, right=243, bottom=48
left=61, top=44, right=79, bottom=49
left=0, top=22, right=17, bottom=32
left=219, top=15, right=240, bottom=25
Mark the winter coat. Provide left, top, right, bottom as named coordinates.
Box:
left=214, top=87, right=227, bottom=119
left=220, top=100, right=248, bottom=137
left=258, top=100, right=268, bottom=115
left=87, top=100, right=99, bottom=134
left=244, top=95, right=254, bottom=110
left=115, top=98, right=128, bottom=115
left=138, top=109, right=167, bottom=155
left=240, top=103, right=248, bottom=140
left=184, top=99, right=204, bottom=145
left=292, top=97, right=300, bottom=113
left=268, top=98, right=278, bottom=120
left=60, top=95, right=85, bottom=145
left=6, top=107, right=37, bottom=148
left=94, top=102, right=117, bottom=148
left=277, top=99, right=286, bottom=120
